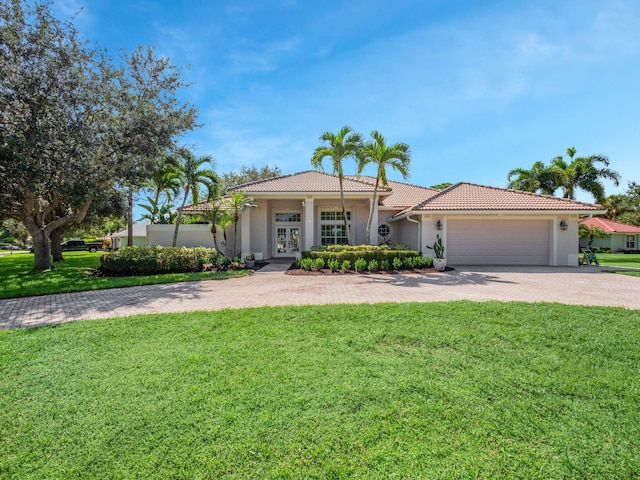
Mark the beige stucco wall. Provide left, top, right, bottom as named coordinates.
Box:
left=146, top=224, right=215, bottom=248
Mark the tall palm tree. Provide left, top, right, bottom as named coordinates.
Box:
left=141, top=156, right=181, bottom=224
left=225, top=192, right=256, bottom=258
left=357, top=130, right=411, bottom=244
left=507, top=161, right=557, bottom=195
left=199, top=204, right=230, bottom=252
left=550, top=147, right=620, bottom=202
left=311, top=126, right=362, bottom=245
left=172, top=148, right=219, bottom=247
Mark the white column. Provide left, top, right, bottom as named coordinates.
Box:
left=240, top=208, right=251, bottom=259
left=369, top=198, right=379, bottom=245
left=304, top=198, right=314, bottom=250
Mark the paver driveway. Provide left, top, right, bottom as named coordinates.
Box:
left=1, top=265, right=639, bottom=329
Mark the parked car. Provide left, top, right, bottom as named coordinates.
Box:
left=60, top=240, right=103, bottom=252
left=0, top=243, right=21, bottom=250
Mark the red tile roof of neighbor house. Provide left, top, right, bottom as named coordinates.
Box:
left=579, top=217, right=640, bottom=233
left=403, top=182, right=605, bottom=213
left=228, top=170, right=388, bottom=193
left=180, top=196, right=231, bottom=213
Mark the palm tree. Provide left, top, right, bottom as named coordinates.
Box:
left=357, top=130, right=411, bottom=244
left=507, top=161, right=557, bottom=195
left=601, top=194, right=631, bottom=221
left=579, top=223, right=607, bottom=247
left=225, top=192, right=256, bottom=258
left=140, top=156, right=181, bottom=224
left=172, top=148, right=219, bottom=247
left=549, top=147, right=620, bottom=202
left=199, top=204, right=230, bottom=252
left=311, top=126, right=362, bottom=245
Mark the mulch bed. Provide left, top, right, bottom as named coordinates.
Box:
left=285, top=266, right=453, bottom=276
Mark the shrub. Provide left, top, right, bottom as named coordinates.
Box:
left=341, top=260, right=352, bottom=271
left=380, top=259, right=390, bottom=271
left=367, top=259, right=379, bottom=272
left=297, top=257, right=315, bottom=271
left=327, top=258, right=340, bottom=272
left=313, top=257, right=325, bottom=270
left=354, top=258, right=367, bottom=272
left=403, top=256, right=416, bottom=269
left=392, top=257, right=404, bottom=270
left=100, top=246, right=228, bottom=276
left=301, top=244, right=421, bottom=266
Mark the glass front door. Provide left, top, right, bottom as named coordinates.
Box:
left=275, top=226, right=301, bottom=256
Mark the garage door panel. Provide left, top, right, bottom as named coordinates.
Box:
left=447, top=220, right=550, bottom=265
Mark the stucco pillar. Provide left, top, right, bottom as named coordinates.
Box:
left=369, top=198, right=379, bottom=245
left=240, top=207, right=251, bottom=259
left=304, top=197, right=314, bottom=250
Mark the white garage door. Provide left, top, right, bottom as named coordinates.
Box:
left=447, top=220, right=550, bottom=265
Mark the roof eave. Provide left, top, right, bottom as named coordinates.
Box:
left=389, top=208, right=607, bottom=222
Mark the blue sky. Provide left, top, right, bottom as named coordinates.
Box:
left=53, top=0, right=639, bottom=205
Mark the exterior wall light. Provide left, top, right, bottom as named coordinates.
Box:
left=560, top=220, right=568, bottom=230
left=436, top=220, right=442, bottom=230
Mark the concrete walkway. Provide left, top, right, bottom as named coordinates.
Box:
left=1, top=265, right=639, bottom=329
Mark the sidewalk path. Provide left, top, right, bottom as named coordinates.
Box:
left=1, top=266, right=639, bottom=329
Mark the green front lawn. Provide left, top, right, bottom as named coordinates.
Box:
left=0, top=251, right=246, bottom=299
left=596, top=253, right=640, bottom=268
left=1, top=302, right=638, bottom=478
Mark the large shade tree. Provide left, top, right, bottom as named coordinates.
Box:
left=0, top=0, right=197, bottom=270
left=311, top=126, right=362, bottom=245
left=172, top=148, right=219, bottom=247
left=357, top=130, right=411, bottom=244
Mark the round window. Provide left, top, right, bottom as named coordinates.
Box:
left=378, top=224, right=391, bottom=238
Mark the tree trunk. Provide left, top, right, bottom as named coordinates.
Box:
left=30, top=227, right=53, bottom=270
left=50, top=227, right=65, bottom=262
left=172, top=187, right=189, bottom=247
left=127, top=189, right=134, bottom=247
left=338, top=175, right=351, bottom=245
left=365, top=178, right=380, bottom=245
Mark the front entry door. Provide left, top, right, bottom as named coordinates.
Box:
left=275, top=226, right=301, bottom=257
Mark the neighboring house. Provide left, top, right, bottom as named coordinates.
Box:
left=579, top=217, right=640, bottom=252
left=111, top=221, right=150, bottom=249
left=148, top=171, right=605, bottom=266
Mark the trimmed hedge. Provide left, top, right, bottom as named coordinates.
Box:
left=298, top=244, right=434, bottom=271
left=100, top=246, right=230, bottom=275
left=302, top=244, right=422, bottom=264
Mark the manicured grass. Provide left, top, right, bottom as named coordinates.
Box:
left=0, top=251, right=246, bottom=299
left=596, top=253, right=640, bottom=268
left=1, top=302, right=638, bottom=478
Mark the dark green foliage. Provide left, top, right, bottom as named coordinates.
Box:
left=304, top=244, right=421, bottom=265
left=100, top=246, right=228, bottom=275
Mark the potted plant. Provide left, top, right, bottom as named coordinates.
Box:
left=244, top=252, right=255, bottom=268
left=427, top=234, right=447, bottom=271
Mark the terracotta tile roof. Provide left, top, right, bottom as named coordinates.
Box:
left=181, top=196, right=231, bottom=213
left=405, top=182, right=604, bottom=213
left=579, top=217, right=640, bottom=233
left=228, top=170, right=385, bottom=193
left=347, top=175, right=439, bottom=208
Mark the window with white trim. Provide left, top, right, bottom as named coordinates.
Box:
left=320, top=210, right=351, bottom=245
left=626, top=235, right=636, bottom=249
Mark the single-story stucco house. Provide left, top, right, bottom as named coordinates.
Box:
left=579, top=217, right=640, bottom=252
left=147, top=171, right=605, bottom=266
left=112, top=221, right=150, bottom=249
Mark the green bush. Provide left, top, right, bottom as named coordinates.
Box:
left=392, top=257, right=404, bottom=270
left=100, top=246, right=229, bottom=275
left=367, top=259, right=379, bottom=271
left=380, top=259, right=390, bottom=270
left=341, top=260, right=352, bottom=271
left=327, top=258, right=340, bottom=272
left=302, top=244, right=421, bottom=266
left=354, top=258, right=367, bottom=272
left=297, top=257, right=315, bottom=271
left=313, top=257, right=326, bottom=270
